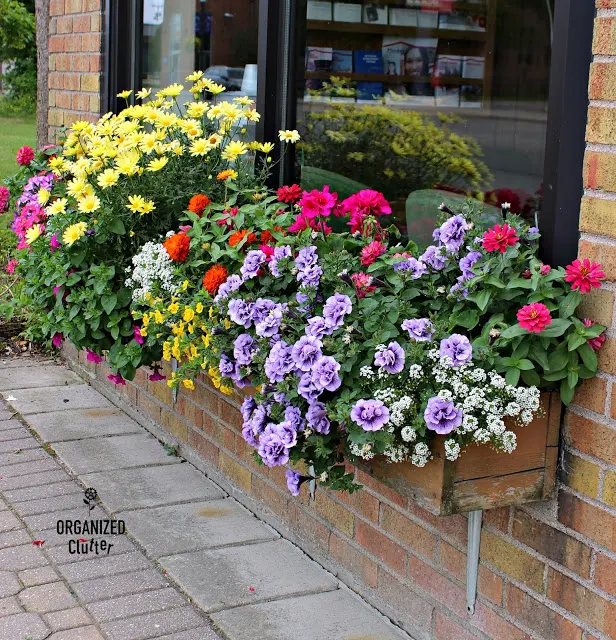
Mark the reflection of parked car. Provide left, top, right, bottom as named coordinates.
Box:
left=204, top=66, right=244, bottom=90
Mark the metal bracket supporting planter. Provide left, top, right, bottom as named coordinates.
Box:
left=309, top=465, right=316, bottom=501
left=466, top=509, right=483, bottom=615
left=171, top=358, right=178, bottom=405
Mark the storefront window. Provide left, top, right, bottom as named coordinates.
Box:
left=141, top=0, right=260, bottom=107
left=297, top=0, right=554, bottom=243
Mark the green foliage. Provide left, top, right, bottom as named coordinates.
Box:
left=299, top=104, right=492, bottom=202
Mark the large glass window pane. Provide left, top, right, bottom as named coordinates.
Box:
left=297, top=0, right=554, bottom=243
left=141, top=0, right=260, bottom=106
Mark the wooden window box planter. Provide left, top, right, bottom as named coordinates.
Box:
left=358, top=392, right=561, bottom=515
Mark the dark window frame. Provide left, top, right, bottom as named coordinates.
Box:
left=104, top=0, right=594, bottom=266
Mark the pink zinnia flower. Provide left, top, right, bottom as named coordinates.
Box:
left=107, top=373, right=126, bottom=385
left=564, top=258, right=605, bottom=293
left=351, top=272, right=376, bottom=298
left=178, top=225, right=192, bottom=233
left=50, top=234, right=60, bottom=252
left=5, top=259, right=18, bottom=274
left=133, top=326, right=144, bottom=345
left=0, top=186, right=9, bottom=213
left=298, top=185, right=337, bottom=219
left=16, top=146, right=35, bottom=166
left=340, top=189, right=392, bottom=218
left=482, top=223, right=519, bottom=253
left=51, top=333, right=63, bottom=348
left=360, top=241, right=386, bottom=266
left=517, top=303, right=552, bottom=333
left=86, top=349, right=103, bottom=364
left=217, top=207, right=238, bottom=227
left=583, top=318, right=606, bottom=351
left=277, top=184, right=303, bottom=203
left=540, top=264, right=552, bottom=275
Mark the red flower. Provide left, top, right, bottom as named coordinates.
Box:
left=276, top=184, right=303, bottom=203
left=351, top=272, right=376, bottom=298
left=517, top=303, right=552, bottom=333
left=360, top=241, right=386, bottom=266
left=163, top=232, right=190, bottom=262
left=16, top=146, right=35, bottom=166
left=187, top=194, right=211, bottom=217
left=482, top=223, right=519, bottom=253
left=583, top=318, right=606, bottom=351
left=340, top=190, right=392, bottom=218
left=202, top=264, right=228, bottom=294
left=564, top=258, right=605, bottom=293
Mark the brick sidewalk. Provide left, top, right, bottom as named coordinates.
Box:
left=0, top=359, right=409, bottom=640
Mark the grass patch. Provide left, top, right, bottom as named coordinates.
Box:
left=0, top=115, right=36, bottom=183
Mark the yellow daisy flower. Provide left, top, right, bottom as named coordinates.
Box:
left=221, top=140, right=248, bottom=161
left=233, top=96, right=253, bottom=106
left=140, top=200, right=156, bottom=215
left=62, top=221, right=88, bottom=246
left=117, top=89, right=133, bottom=99
left=77, top=194, right=101, bottom=214
left=136, top=88, right=152, bottom=100
left=278, top=129, right=301, bottom=143
left=25, top=224, right=43, bottom=245
left=160, top=83, right=184, bottom=97
left=96, top=168, right=120, bottom=189
left=186, top=101, right=208, bottom=118
left=126, top=194, right=146, bottom=213
left=186, top=70, right=204, bottom=82
left=37, top=189, right=51, bottom=206
left=46, top=198, right=68, bottom=216
left=189, top=138, right=210, bottom=157
left=146, top=157, right=168, bottom=172
left=259, top=142, right=275, bottom=153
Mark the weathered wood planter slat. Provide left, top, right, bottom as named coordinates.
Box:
left=360, top=392, right=561, bottom=515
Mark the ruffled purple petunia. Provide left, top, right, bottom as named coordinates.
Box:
left=306, top=401, right=330, bottom=434
left=323, top=293, right=352, bottom=329
left=227, top=299, right=253, bottom=328
left=291, top=335, right=323, bottom=372
left=257, top=431, right=290, bottom=467
left=350, top=399, right=390, bottom=432
left=374, top=342, right=405, bottom=374
left=298, top=372, right=322, bottom=402
left=393, top=257, right=427, bottom=279
left=311, top=356, right=342, bottom=392
left=459, top=251, right=482, bottom=280
left=215, top=274, right=242, bottom=304
left=401, top=318, right=434, bottom=342
left=285, top=469, right=302, bottom=496
left=305, top=316, right=332, bottom=339
left=264, top=340, right=294, bottom=383
left=438, top=215, right=468, bottom=253
left=270, top=245, right=292, bottom=277
left=284, top=405, right=305, bottom=432
left=241, top=249, right=267, bottom=280
left=424, top=396, right=463, bottom=434
left=420, top=245, right=447, bottom=271
left=234, top=334, right=256, bottom=365
left=439, top=334, right=473, bottom=367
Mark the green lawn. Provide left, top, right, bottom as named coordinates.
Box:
left=0, top=115, right=36, bottom=183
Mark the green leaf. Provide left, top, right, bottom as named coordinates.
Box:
left=567, top=333, right=587, bottom=352
left=500, top=324, right=527, bottom=339
left=505, top=367, right=520, bottom=386
left=517, top=359, right=534, bottom=371
left=485, top=276, right=506, bottom=288
left=470, top=289, right=491, bottom=312
left=521, top=369, right=541, bottom=386
left=548, top=343, right=569, bottom=371
left=507, top=277, right=533, bottom=290
left=577, top=342, right=598, bottom=371
left=108, top=218, right=126, bottom=235
left=540, top=318, right=572, bottom=338
left=101, top=294, right=117, bottom=316
left=543, top=369, right=568, bottom=382
left=530, top=348, right=549, bottom=371
left=453, top=309, right=479, bottom=330
left=567, top=370, right=579, bottom=389
left=559, top=290, right=581, bottom=319
left=584, top=323, right=606, bottom=339
left=560, top=379, right=575, bottom=405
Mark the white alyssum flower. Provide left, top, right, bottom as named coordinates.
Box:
left=350, top=442, right=375, bottom=460
left=384, top=444, right=409, bottom=463
left=461, top=414, right=479, bottom=433
left=500, top=431, right=517, bottom=453
left=473, top=428, right=491, bottom=444
left=408, top=364, right=423, bottom=379
left=444, top=439, right=461, bottom=461
left=125, top=241, right=178, bottom=301
left=401, top=426, right=417, bottom=442
left=360, top=365, right=375, bottom=379
left=505, top=402, right=521, bottom=416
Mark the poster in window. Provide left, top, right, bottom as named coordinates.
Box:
left=144, top=0, right=165, bottom=26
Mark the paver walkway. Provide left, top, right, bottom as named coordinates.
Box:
left=0, top=358, right=410, bottom=640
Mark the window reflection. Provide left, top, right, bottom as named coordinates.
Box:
left=298, top=0, right=554, bottom=244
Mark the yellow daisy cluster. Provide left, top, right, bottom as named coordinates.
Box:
left=136, top=291, right=232, bottom=395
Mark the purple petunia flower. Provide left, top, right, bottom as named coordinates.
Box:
left=311, top=356, right=342, bottom=392
left=374, top=342, right=405, bottom=374
left=291, top=335, right=323, bottom=372
left=401, top=318, right=434, bottom=342
left=424, top=396, right=463, bottom=434
left=438, top=215, right=468, bottom=253
left=257, top=431, right=290, bottom=467
left=241, top=396, right=257, bottom=422
left=439, top=334, right=473, bottom=367
left=284, top=405, right=305, bottom=431
left=263, top=421, right=297, bottom=449
left=228, top=299, right=254, bottom=328
left=285, top=469, right=302, bottom=496
left=241, top=249, right=267, bottom=280
left=459, top=251, right=482, bottom=280
left=219, top=354, right=237, bottom=379
left=295, top=245, right=319, bottom=271
left=251, top=298, right=276, bottom=324
left=420, top=245, right=447, bottom=271
left=242, top=424, right=258, bottom=447
left=270, top=245, right=292, bottom=277
left=350, top=399, right=390, bottom=432
left=305, top=316, right=332, bottom=339
left=298, top=264, right=323, bottom=288
left=255, top=304, right=283, bottom=338
left=298, top=372, right=322, bottom=402
left=264, top=340, right=294, bottom=383
left=215, top=274, right=242, bottom=304
left=234, top=334, right=256, bottom=365
left=394, top=257, right=427, bottom=279
left=323, top=293, right=352, bottom=329
left=306, top=401, right=330, bottom=434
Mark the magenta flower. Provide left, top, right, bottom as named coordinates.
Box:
left=50, top=234, right=60, bottom=252
left=133, top=326, right=144, bottom=345
left=298, top=185, right=337, bottom=219
left=5, top=259, right=18, bottom=274
left=360, top=241, right=386, bottom=266
left=149, top=368, right=166, bottom=381
left=0, top=186, right=9, bottom=213
left=51, top=333, right=63, bottom=348
left=86, top=349, right=103, bottom=364
left=340, top=190, right=391, bottom=218
left=107, top=373, right=126, bottom=385
left=16, top=146, right=35, bottom=166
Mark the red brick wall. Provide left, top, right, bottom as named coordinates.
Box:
left=55, top=4, right=616, bottom=639
left=47, top=0, right=103, bottom=143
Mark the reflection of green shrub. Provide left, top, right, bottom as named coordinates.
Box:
left=299, top=104, right=492, bottom=202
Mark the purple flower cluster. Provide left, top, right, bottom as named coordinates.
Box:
left=270, top=245, right=292, bottom=277
left=401, top=318, right=434, bottom=342
left=253, top=298, right=284, bottom=337
left=374, top=342, right=405, bottom=374
left=241, top=249, right=267, bottom=280
left=437, top=215, right=468, bottom=253
left=459, top=251, right=482, bottom=280
left=439, top=334, right=473, bottom=367
left=350, top=399, right=390, bottom=432
left=234, top=334, right=257, bottom=365
left=420, top=245, right=447, bottom=271
left=295, top=246, right=322, bottom=289
left=17, top=174, right=54, bottom=211
left=393, top=257, right=427, bottom=279
left=285, top=469, right=302, bottom=496
left=322, top=293, right=352, bottom=329
left=215, top=274, right=242, bottom=304
left=424, top=396, right=463, bottom=434
left=264, top=340, right=294, bottom=383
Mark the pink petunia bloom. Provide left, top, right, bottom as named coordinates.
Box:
left=149, top=367, right=166, bottom=382
left=86, top=349, right=103, bottom=364
left=298, top=185, right=338, bottom=219
left=288, top=213, right=310, bottom=233
left=517, top=303, right=552, bottom=333
left=583, top=318, right=606, bottom=351
left=482, top=223, right=519, bottom=253
left=259, top=244, right=275, bottom=260
left=107, top=373, right=126, bottom=385
left=133, top=326, right=144, bottom=345
left=50, top=234, right=60, bottom=252
left=217, top=207, right=238, bottom=227
left=340, top=189, right=392, bottom=218
left=351, top=272, right=377, bottom=299
left=360, top=241, right=386, bottom=266
left=5, top=259, right=18, bottom=273
left=0, top=186, right=9, bottom=213
left=51, top=333, right=63, bottom=348
left=16, top=146, right=35, bottom=166
left=564, top=258, right=605, bottom=294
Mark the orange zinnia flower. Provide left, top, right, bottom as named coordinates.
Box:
left=229, top=229, right=257, bottom=248
left=187, top=194, right=211, bottom=217
left=202, top=264, right=228, bottom=294
left=163, top=232, right=190, bottom=262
